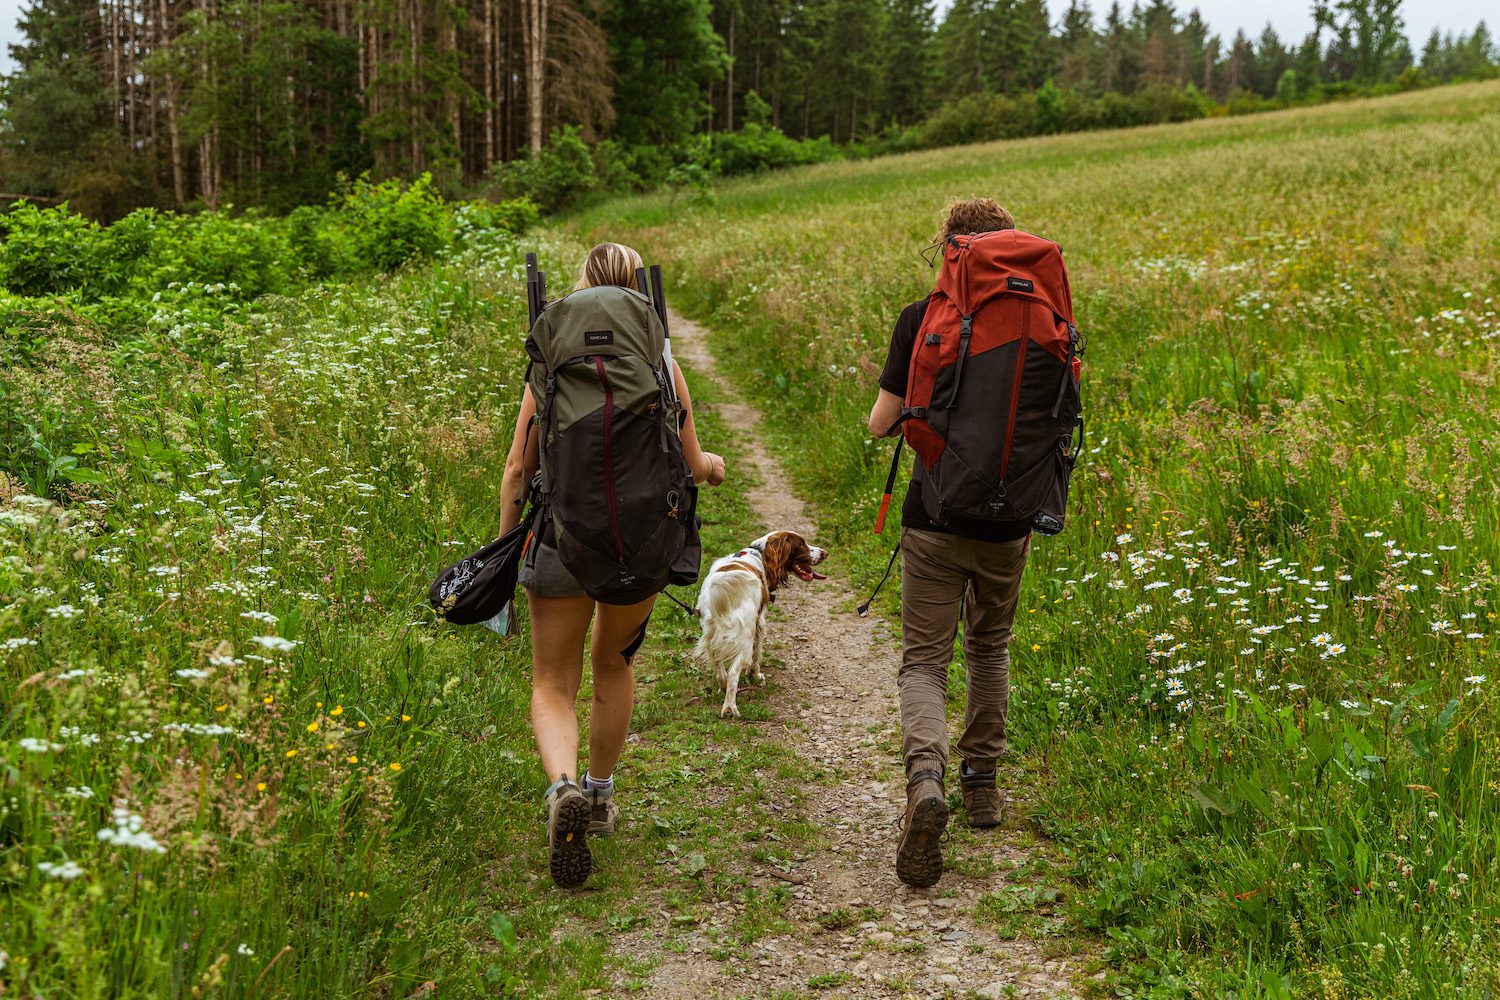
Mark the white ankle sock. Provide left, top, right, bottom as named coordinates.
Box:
left=583, top=770, right=613, bottom=792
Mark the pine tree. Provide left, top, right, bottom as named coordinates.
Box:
left=1255, top=24, right=1293, bottom=96
left=1056, top=0, right=1100, bottom=91
left=604, top=0, right=726, bottom=146
left=881, top=0, right=935, bottom=126
left=2, top=1, right=113, bottom=201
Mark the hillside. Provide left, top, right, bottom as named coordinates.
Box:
left=578, top=80, right=1500, bottom=994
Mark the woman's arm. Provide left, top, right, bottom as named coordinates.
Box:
left=499, top=386, right=540, bottom=535
left=673, top=362, right=726, bottom=486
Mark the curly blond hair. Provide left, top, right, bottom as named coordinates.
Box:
left=936, top=198, right=1015, bottom=242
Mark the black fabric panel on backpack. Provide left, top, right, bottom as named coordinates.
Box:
left=919, top=342, right=1019, bottom=523
left=550, top=402, right=691, bottom=605
left=1006, top=345, right=1079, bottom=527
left=1008, top=347, right=1074, bottom=476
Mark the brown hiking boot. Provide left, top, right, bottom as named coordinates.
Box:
left=545, top=775, right=592, bottom=889
left=895, top=768, right=948, bottom=888
left=960, top=765, right=1004, bottom=829
left=586, top=786, right=619, bottom=836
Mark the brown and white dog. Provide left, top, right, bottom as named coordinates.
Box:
left=694, top=530, right=828, bottom=718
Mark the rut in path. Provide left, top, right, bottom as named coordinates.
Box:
left=616, top=311, right=1084, bottom=999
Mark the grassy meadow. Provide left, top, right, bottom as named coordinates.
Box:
left=0, top=194, right=822, bottom=995
left=577, top=80, right=1500, bottom=995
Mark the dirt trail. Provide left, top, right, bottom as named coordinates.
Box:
left=618, top=312, right=1082, bottom=999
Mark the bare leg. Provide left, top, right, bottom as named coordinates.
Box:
left=528, top=593, right=595, bottom=783
left=586, top=596, right=655, bottom=779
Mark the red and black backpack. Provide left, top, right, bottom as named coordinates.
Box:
left=878, top=229, right=1084, bottom=536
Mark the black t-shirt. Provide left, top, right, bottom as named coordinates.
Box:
left=879, top=299, right=1032, bottom=544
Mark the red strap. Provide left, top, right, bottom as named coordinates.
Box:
left=874, top=435, right=905, bottom=535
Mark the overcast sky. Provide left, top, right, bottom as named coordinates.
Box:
left=1, top=0, right=1493, bottom=77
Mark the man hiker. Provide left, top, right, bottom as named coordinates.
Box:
left=867, top=197, right=1075, bottom=888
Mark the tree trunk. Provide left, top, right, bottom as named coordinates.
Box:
left=158, top=0, right=186, bottom=206
left=111, top=1, right=122, bottom=134
left=126, top=0, right=138, bottom=145
left=448, top=17, right=461, bottom=158
left=484, top=0, right=496, bottom=167
left=772, top=40, right=781, bottom=127
left=410, top=0, right=421, bottom=170
left=522, top=0, right=548, bottom=152
left=725, top=6, right=735, bottom=131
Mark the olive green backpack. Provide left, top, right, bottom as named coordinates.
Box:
left=522, top=260, right=698, bottom=605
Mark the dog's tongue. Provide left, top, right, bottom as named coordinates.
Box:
left=794, top=566, right=829, bottom=581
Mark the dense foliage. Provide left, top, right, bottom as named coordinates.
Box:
left=2, top=0, right=1495, bottom=218
left=0, top=177, right=534, bottom=348
left=582, top=81, right=1500, bottom=994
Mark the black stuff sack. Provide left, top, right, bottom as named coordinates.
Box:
left=429, top=495, right=540, bottom=633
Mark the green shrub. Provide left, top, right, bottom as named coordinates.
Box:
left=0, top=202, right=108, bottom=298
left=285, top=204, right=358, bottom=279
left=162, top=211, right=294, bottom=298
left=488, top=126, right=600, bottom=214
left=96, top=208, right=167, bottom=295
left=706, top=122, right=843, bottom=176
left=452, top=198, right=540, bottom=238
left=336, top=173, right=452, bottom=272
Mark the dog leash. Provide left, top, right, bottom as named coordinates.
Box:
left=660, top=588, right=700, bottom=618
left=856, top=540, right=901, bottom=617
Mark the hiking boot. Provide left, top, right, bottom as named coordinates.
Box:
left=895, top=768, right=948, bottom=888
left=960, top=765, right=1004, bottom=829
left=587, top=786, right=619, bottom=837
left=545, top=775, right=592, bottom=889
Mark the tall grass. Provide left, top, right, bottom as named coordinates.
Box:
left=579, top=80, right=1500, bottom=994
left=2, top=201, right=813, bottom=995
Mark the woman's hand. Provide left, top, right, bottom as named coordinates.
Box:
left=701, top=451, right=727, bottom=487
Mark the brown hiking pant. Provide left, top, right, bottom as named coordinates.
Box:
left=898, top=527, right=1030, bottom=778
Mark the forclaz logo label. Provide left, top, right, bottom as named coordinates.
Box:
left=1006, top=277, right=1034, bottom=293
left=584, top=330, right=614, bottom=346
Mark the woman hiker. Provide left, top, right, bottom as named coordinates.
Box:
left=498, top=241, right=727, bottom=888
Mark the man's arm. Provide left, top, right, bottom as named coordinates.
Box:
left=870, top=301, right=921, bottom=437
left=868, top=389, right=904, bottom=437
